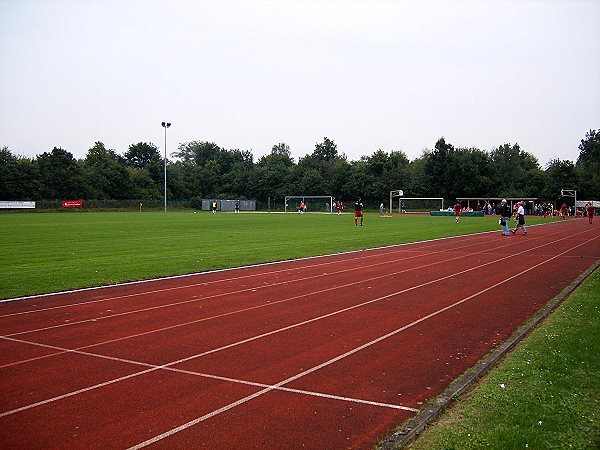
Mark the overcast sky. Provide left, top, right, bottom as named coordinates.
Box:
left=1, top=0, right=598, bottom=166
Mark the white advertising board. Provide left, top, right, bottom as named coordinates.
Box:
left=0, top=201, right=36, bottom=209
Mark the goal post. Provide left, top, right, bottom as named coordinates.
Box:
left=285, top=195, right=334, bottom=213
left=389, top=190, right=404, bottom=214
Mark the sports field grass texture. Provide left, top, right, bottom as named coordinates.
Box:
left=0, top=211, right=555, bottom=299
left=405, top=267, right=600, bottom=450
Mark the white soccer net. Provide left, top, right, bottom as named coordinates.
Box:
left=285, top=196, right=334, bottom=213
left=389, top=191, right=444, bottom=214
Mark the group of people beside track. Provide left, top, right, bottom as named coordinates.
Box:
left=454, top=198, right=596, bottom=236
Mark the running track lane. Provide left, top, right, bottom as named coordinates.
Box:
left=0, top=219, right=598, bottom=449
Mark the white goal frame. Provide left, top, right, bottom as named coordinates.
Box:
left=284, top=195, right=334, bottom=214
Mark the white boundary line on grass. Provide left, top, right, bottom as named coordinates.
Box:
left=1, top=236, right=498, bottom=335
left=0, top=234, right=492, bottom=316
left=1, top=224, right=528, bottom=304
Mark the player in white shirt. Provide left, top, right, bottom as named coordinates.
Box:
left=512, top=202, right=527, bottom=235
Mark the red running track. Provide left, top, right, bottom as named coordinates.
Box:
left=0, top=219, right=598, bottom=449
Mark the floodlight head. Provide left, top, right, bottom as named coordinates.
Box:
left=166, top=122, right=171, bottom=128
left=161, top=122, right=171, bottom=128
left=161, top=122, right=166, bottom=127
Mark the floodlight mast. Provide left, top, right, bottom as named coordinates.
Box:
left=161, top=122, right=171, bottom=212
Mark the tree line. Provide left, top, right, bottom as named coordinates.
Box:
left=1, top=130, right=598, bottom=209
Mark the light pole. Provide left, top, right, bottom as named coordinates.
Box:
left=161, top=121, right=171, bottom=212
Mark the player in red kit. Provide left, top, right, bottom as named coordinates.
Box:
left=454, top=202, right=462, bottom=223
left=587, top=202, right=595, bottom=224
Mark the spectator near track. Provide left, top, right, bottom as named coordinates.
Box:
left=587, top=202, right=595, bottom=224
left=454, top=201, right=462, bottom=223
left=512, top=201, right=527, bottom=235
left=499, top=198, right=511, bottom=236
left=354, top=198, right=364, bottom=226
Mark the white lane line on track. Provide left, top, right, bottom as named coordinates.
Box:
left=1, top=230, right=594, bottom=420
left=127, top=234, right=599, bottom=449
left=0, top=229, right=501, bottom=309
left=2, top=237, right=494, bottom=337
left=0, top=334, right=419, bottom=416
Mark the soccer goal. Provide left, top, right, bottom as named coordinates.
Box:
left=389, top=190, right=444, bottom=214
left=285, top=196, right=334, bottom=214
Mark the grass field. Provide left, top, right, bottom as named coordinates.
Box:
left=0, top=211, right=555, bottom=299
left=406, top=267, right=600, bottom=450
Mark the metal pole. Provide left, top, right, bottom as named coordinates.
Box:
left=161, top=122, right=171, bottom=212
left=163, top=126, right=167, bottom=212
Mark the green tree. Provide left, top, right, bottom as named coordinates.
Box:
left=124, top=142, right=161, bottom=169
left=167, top=160, right=203, bottom=200
left=576, top=129, right=600, bottom=198
left=1, top=147, right=24, bottom=200
left=341, top=160, right=370, bottom=204
left=297, top=137, right=347, bottom=197
left=543, top=159, right=579, bottom=200
left=406, top=155, right=429, bottom=198
left=362, top=149, right=411, bottom=202
left=251, top=144, right=295, bottom=203
left=174, top=141, right=220, bottom=166
left=82, top=142, right=130, bottom=199
left=490, top=143, right=541, bottom=197
left=0, top=148, right=39, bottom=200
left=127, top=167, right=162, bottom=200
left=452, top=147, right=493, bottom=197
left=35, top=147, right=82, bottom=199
left=313, top=137, right=338, bottom=161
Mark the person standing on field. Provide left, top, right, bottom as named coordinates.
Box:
left=499, top=198, right=511, bottom=236
left=454, top=201, right=462, bottom=223
left=587, top=202, right=595, bottom=224
left=354, top=198, right=364, bottom=226
left=560, top=202, right=567, bottom=219
left=235, top=199, right=240, bottom=213
left=211, top=200, right=217, bottom=214
left=512, top=201, right=527, bottom=235
left=380, top=202, right=385, bottom=216
left=336, top=200, right=343, bottom=215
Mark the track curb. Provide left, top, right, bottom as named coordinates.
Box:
left=377, top=257, right=600, bottom=449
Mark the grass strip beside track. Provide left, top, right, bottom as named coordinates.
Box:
left=0, top=211, right=556, bottom=299
left=401, top=267, right=600, bottom=450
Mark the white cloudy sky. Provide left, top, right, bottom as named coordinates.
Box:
left=1, top=0, right=598, bottom=166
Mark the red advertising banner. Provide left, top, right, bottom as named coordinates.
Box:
left=61, top=199, right=83, bottom=208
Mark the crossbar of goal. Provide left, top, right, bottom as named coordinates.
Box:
left=284, top=195, right=334, bottom=213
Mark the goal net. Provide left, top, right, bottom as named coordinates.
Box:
left=285, top=196, right=334, bottom=213
left=389, top=191, right=444, bottom=214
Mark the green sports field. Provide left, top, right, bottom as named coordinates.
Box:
left=0, top=211, right=553, bottom=300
